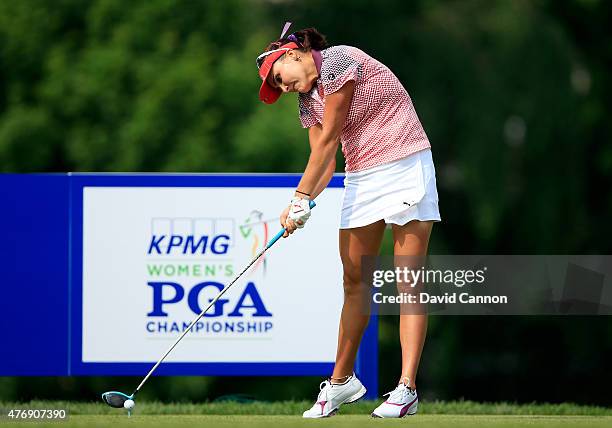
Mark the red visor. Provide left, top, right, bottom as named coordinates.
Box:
left=257, top=42, right=298, bottom=104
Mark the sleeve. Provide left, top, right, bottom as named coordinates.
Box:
left=321, top=50, right=362, bottom=96
left=298, top=94, right=318, bottom=128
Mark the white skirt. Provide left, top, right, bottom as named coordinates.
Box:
left=340, top=148, right=441, bottom=229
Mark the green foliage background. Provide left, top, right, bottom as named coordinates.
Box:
left=1, top=0, right=610, bottom=405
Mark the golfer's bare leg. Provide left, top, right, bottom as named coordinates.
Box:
left=331, top=220, right=386, bottom=381
left=392, top=220, right=433, bottom=389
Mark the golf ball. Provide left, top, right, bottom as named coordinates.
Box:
left=124, top=399, right=135, bottom=410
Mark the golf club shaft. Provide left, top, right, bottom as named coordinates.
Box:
left=134, top=245, right=269, bottom=393
left=134, top=200, right=316, bottom=394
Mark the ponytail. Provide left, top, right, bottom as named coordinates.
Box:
left=263, top=27, right=328, bottom=53
left=291, top=28, right=328, bottom=51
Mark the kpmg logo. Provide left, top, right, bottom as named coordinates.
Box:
left=145, top=216, right=273, bottom=335
left=147, top=234, right=230, bottom=255
left=147, top=217, right=234, bottom=256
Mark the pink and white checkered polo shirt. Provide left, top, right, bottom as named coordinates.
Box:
left=298, top=45, right=431, bottom=172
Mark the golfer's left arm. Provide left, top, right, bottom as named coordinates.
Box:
left=295, top=80, right=355, bottom=197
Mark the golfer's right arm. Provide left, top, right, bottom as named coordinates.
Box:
left=280, top=124, right=335, bottom=236
left=308, top=123, right=336, bottom=199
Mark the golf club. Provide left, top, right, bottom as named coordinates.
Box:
left=102, top=200, right=316, bottom=415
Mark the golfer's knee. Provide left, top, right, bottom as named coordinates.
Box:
left=342, top=266, right=363, bottom=297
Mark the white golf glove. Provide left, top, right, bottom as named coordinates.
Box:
left=287, top=197, right=311, bottom=229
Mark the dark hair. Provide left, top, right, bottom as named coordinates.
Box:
left=263, top=27, right=328, bottom=54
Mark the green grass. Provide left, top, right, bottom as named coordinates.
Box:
left=1, top=415, right=612, bottom=428
left=2, top=399, right=611, bottom=415
left=1, top=400, right=610, bottom=427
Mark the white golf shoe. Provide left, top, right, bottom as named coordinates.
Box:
left=302, top=374, right=367, bottom=418
left=371, top=383, right=418, bottom=418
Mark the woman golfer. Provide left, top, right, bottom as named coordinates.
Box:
left=256, top=23, right=441, bottom=418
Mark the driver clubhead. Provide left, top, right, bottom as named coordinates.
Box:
left=101, top=391, right=133, bottom=408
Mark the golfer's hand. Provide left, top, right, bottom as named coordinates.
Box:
left=288, top=197, right=311, bottom=228
left=280, top=205, right=299, bottom=238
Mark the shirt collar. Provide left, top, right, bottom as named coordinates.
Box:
left=312, top=49, right=322, bottom=75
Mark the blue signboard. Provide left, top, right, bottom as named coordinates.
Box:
left=0, top=173, right=378, bottom=399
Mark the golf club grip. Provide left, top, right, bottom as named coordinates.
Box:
left=266, top=199, right=316, bottom=249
